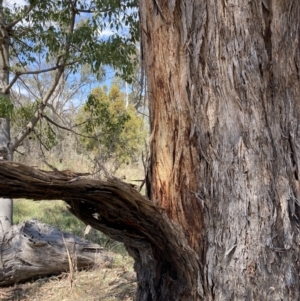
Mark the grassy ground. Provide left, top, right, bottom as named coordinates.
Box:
left=14, top=200, right=102, bottom=245
left=1, top=200, right=137, bottom=301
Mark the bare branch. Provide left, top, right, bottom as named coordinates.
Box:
left=76, top=8, right=112, bottom=13
left=16, top=65, right=62, bottom=76
left=5, top=66, right=60, bottom=93
left=5, top=72, right=19, bottom=92
left=41, top=113, right=97, bottom=139
left=32, top=128, right=50, bottom=152
left=0, top=160, right=201, bottom=301
left=5, top=60, right=82, bottom=94
left=11, top=66, right=64, bottom=151
left=77, top=9, right=96, bottom=13
left=16, top=76, right=40, bottom=99
left=42, top=113, right=70, bottom=132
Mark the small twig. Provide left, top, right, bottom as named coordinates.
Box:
left=32, top=129, right=50, bottom=152
left=41, top=113, right=97, bottom=139
left=50, top=210, right=61, bottom=229
left=62, top=234, right=74, bottom=291
left=42, top=160, right=59, bottom=172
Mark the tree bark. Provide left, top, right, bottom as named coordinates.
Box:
left=0, top=1, right=300, bottom=300
left=0, top=162, right=201, bottom=300
left=0, top=0, right=13, bottom=236
left=139, top=0, right=300, bottom=300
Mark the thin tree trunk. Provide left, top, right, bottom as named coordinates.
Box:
left=0, top=0, right=12, bottom=236
left=0, top=118, right=12, bottom=235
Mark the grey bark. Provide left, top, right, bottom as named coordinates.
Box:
left=0, top=117, right=12, bottom=235
left=0, top=0, right=13, bottom=236
left=0, top=219, right=111, bottom=286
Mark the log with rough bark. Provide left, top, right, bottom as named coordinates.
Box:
left=0, top=161, right=201, bottom=300
left=0, top=218, right=111, bottom=286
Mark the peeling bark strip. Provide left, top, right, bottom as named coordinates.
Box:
left=0, top=161, right=202, bottom=300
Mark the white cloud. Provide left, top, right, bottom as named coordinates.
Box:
left=97, top=28, right=114, bottom=38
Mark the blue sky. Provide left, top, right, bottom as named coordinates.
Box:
left=6, top=0, right=136, bottom=109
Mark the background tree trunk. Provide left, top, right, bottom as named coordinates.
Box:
left=0, top=0, right=13, bottom=237
left=0, top=117, right=12, bottom=235
left=139, top=0, right=300, bottom=300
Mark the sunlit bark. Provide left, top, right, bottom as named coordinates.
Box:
left=139, top=0, right=300, bottom=299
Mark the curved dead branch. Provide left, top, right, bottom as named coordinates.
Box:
left=0, top=161, right=202, bottom=300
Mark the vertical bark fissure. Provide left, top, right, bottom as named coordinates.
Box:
left=141, top=0, right=300, bottom=300
left=139, top=1, right=206, bottom=299
left=201, top=1, right=300, bottom=299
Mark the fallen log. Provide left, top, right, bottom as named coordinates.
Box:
left=0, top=219, right=111, bottom=286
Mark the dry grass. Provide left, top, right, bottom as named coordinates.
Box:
left=0, top=254, right=136, bottom=301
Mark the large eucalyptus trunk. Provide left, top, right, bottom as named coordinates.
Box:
left=139, top=0, right=300, bottom=299
left=0, top=0, right=12, bottom=237
left=0, top=1, right=300, bottom=300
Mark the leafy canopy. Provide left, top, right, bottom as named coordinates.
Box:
left=0, top=0, right=140, bottom=152
left=4, top=0, right=139, bottom=82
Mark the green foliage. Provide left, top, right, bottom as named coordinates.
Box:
left=0, top=95, right=14, bottom=117
left=3, top=0, right=140, bottom=152
left=77, top=84, right=146, bottom=167
left=14, top=199, right=109, bottom=246
left=5, top=0, right=139, bottom=82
